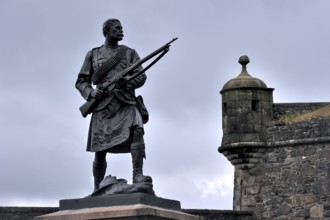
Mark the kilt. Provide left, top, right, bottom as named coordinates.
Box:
left=86, top=97, right=144, bottom=153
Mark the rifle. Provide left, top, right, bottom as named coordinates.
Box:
left=79, top=37, right=178, bottom=117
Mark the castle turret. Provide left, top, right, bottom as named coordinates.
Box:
left=218, top=55, right=274, bottom=169
left=219, top=56, right=330, bottom=218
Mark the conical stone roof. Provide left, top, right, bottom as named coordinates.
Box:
left=222, top=55, right=267, bottom=91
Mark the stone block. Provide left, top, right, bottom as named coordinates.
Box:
left=248, top=166, right=264, bottom=176
left=226, top=100, right=239, bottom=110
left=276, top=204, right=291, bottom=216
left=222, top=90, right=238, bottom=100
left=304, top=194, right=319, bottom=205
left=253, top=124, right=262, bottom=132
left=304, top=146, right=316, bottom=156
left=237, top=124, right=254, bottom=133
left=261, top=211, right=272, bottom=219
left=241, top=195, right=256, bottom=207
left=60, top=193, right=180, bottom=211
left=239, top=133, right=260, bottom=142
left=244, top=176, right=256, bottom=186
left=291, top=195, right=304, bottom=207
left=221, top=133, right=239, bottom=145
left=311, top=181, right=324, bottom=195
left=238, top=92, right=252, bottom=101
left=300, top=165, right=317, bottom=176
left=321, top=150, right=330, bottom=159
left=35, top=204, right=201, bottom=220
left=245, top=185, right=260, bottom=195
left=310, top=204, right=324, bottom=218
left=295, top=208, right=309, bottom=218
left=326, top=180, right=330, bottom=194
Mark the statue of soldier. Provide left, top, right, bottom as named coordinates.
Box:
left=75, top=18, right=151, bottom=192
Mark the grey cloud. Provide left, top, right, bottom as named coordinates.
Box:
left=1, top=0, right=330, bottom=210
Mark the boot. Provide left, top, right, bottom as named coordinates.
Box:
left=92, top=160, right=107, bottom=192
left=131, top=148, right=152, bottom=184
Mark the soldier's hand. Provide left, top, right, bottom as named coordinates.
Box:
left=116, top=76, right=129, bottom=89
left=90, top=89, right=104, bottom=100
left=117, top=76, right=128, bottom=86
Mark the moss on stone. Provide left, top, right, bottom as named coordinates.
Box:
left=278, top=104, right=330, bottom=124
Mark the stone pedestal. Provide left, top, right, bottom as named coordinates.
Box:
left=60, top=193, right=181, bottom=211
left=35, top=193, right=200, bottom=220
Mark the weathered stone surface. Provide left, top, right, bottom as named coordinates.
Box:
left=220, top=59, right=330, bottom=219
left=272, top=103, right=329, bottom=120
left=300, top=164, right=317, bottom=176
left=241, top=195, right=256, bottom=207
left=310, top=204, right=323, bottom=218
left=230, top=139, right=330, bottom=219
left=0, top=206, right=256, bottom=220
left=276, top=204, right=291, bottom=216
left=245, top=185, right=260, bottom=195
left=304, top=194, right=319, bottom=204
left=60, top=193, right=180, bottom=211
left=35, top=205, right=201, bottom=220
left=0, top=207, right=58, bottom=220
left=291, top=195, right=304, bottom=207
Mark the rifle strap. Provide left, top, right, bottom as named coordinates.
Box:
left=91, top=45, right=128, bottom=84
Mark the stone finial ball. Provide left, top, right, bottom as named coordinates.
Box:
left=238, top=55, right=250, bottom=66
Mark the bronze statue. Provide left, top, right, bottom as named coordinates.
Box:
left=75, top=19, right=151, bottom=192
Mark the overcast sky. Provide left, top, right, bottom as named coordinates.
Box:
left=1, top=0, right=330, bottom=210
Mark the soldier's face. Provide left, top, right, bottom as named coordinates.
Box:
left=107, top=22, right=124, bottom=42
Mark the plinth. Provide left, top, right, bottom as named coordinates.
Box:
left=35, top=193, right=201, bottom=220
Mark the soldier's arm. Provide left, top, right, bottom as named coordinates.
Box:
left=75, top=51, right=95, bottom=101
left=126, top=49, right=147, bottom=89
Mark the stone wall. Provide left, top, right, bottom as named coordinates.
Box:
left=236, top=143, right=330, bottom=219
left=266, top=117, right=330, bottom=144
left=183, top=209, right=255, bottom=219
left=273, top=103, right=329, bottom=120
left=234, top=116, right=330, bottom=219
left=0, top=207, right=58, bottom=220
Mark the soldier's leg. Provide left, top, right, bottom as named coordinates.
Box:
left=93, top=151, right=107, bottom=191
left=131, top=127, right=152, bottom=184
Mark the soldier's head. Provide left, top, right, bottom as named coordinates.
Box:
left=103, top=19, right=124, bottom=42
